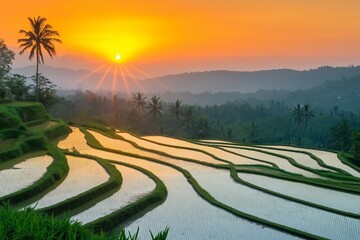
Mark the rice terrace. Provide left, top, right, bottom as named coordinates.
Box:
left=1, top=1, right=360, bottom=240
left=0, top=101, right=359, bottom=239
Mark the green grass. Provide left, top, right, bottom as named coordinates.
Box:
left=0, top=205, right=168, bottom=240
left=0, top=139, right=16, bottom=151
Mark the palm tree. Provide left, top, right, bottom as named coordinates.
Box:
left=303, top=104, right=314, bottom=127
left=147, top=95, right=164, bottom=119
left=18, top=16, right=61, bottom=102
left=291, top=104, right=303, bottom=127
left=247, top=121, right=259, bottom=143
left=194, top=118, right=210, bottom=138
left=226, top=127, right=234, bottom=140
left=131, top=92, right=147, bottom=113
left=180, top=105, right=196, bottom=138
left=169, top=100, right=183, bottom=136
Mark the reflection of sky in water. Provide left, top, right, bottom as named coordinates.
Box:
left=167, top=159, right=360, bottom=239
left=119, top=133, right=271, bottom=166
left=58, top=127, right=294, bottom=240
left=0, top=155, right=52, bottom=197
left=223, top=147, right=320, bottom=178
left=29, top=155, right=108, bottom=209
left=58, top=127, right=360, bottom=239
left=240, top=172, right=360, bottom=214
left=72, top=164, right=155, bottom=224
left=263, top=145, right=360, bottom=178
left=249, top=147, right=332, bottom=171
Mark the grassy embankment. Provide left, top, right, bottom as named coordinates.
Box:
left=0, top=101, right=70, bottom=206
left=0, top=101, right=168, bottom=240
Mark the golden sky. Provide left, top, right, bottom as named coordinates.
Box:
left=2, top=0, right=360, bottom=76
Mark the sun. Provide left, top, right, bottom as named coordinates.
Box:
left=115, top=54, right=121, bottom=61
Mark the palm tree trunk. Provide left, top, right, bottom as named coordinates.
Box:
left=35, top=49, right=39, bottom=102
left=176, top=118, right=180, bottom=137
left=187, top=120, right=190, bottom=138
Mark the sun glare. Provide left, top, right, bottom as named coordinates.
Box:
left=115, top=54, right=121, bottom=61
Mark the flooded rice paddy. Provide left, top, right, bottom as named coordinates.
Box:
left=58, top=128, right=294, bottom=239
left=263, top=145, right=360, bottom=178
left=72, top=164, right=156, bottom=224
left=28, top=155, right=109, bottom=209
left=119, top=132, right=271, bottom=166
left=8, top=127, right=360, bottom=239
left=0, top=155, right=52, bottom=197
left=221, top=146, right=321, bottom=178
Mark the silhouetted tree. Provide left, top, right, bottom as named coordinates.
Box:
left=131, top=92, right=147, bottom=113
left=169, top=99, right=183, bottom=136
left=247, top=121, right=259, bottom=143
left=180, top=105, right=196, bottom=138
left=328, top=120, right=352, bottom=151
left=0, top=38, right=15, bottom=98
left=303, top=104, right=315, bottom=127
left=6, top=74, right=29, bottom=100
left=29, top=73, right=56, bottom=104
left=194, top=117, right=209, bottom=138
left=291, top=104, right=303, bottom=127
left=147, top=95, right=163, bottom=119
left=18, top=16, right=61, bottom=102
left=226, top=127, right=235, bottom=140
left=351, top=130, right=360, bottom=159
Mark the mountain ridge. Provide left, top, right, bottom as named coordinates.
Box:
left=12, top=65, right=360, bottom=93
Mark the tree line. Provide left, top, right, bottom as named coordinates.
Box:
left=46, top=89, right=360, bottom=160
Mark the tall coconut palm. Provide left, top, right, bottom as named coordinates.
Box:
left=169, top=99, right=183, bottom=136
left=303, top=104, right=315, bottom=128
left=247, top=121, right=259, bottom=143
left=18, top=16, right=61, bottom=102
left=131, top=92, right=147, bottom=113
left=147, top=95, right=164, bottom=119
left=180, top=105, right=196, bottom=138
left=291, top=104, right=303, bottom=127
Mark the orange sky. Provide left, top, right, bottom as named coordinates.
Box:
left=2, top=0, right=360, bottom=76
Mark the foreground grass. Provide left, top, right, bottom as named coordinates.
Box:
left=0, top=206, right=168, bottom=240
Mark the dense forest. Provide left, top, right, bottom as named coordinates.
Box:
left=46, top=87, right=360, bottom=160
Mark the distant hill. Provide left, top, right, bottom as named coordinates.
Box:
left=13, top=65, right=360, bottom=93
left=141, top=66, right=360, bottom=93
left=286, top=76, right=360, bottom=111
left=158, top=76, right=360, bottom=111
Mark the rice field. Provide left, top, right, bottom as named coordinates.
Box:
left=71, top=164, right=156, bottom=224
left=239, top=172, right=360, bottom=214
left=3, top=126, right=360, bottom=239
left=119, top=132, right=270, bottom=166
left=0, top=155, right=53, bottom=197
left=262, top=145, right=360, bottom=178
left=28, top=155, right=109, bottom=209
left=221, top=146, right=321, bottom=178
left=247, top=146, right=333, bottom=171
